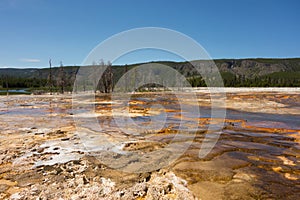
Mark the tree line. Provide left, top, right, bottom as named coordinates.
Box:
left=189, top=72, right=300, bottom=87
left=1, top=65, right=299, bottom=94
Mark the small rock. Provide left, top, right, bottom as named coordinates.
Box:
left=55, top=130, right=66, bottom=135
left=83, top=176, right=89, bottom=185
left=233, top=173, right=254, bottom=182
left=37, top=148, right=45, bottom=153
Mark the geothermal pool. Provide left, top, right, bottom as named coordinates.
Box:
left=0, top=88, right=299, bottom=199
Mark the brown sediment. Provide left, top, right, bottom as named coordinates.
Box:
left=122, top=141, right=166, bottom=152
left=241, top=122, right=300, bottom=134
left=221, top=118, right=300, bottom=134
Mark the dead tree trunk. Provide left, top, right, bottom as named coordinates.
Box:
left=97, top=60, right=113, bottom=93
left=48, top=59, right=53, bottom=95
left=58, top=61, right=66, bottom=94
left=5, top=75, right=8, bottom=96
left=124, top=64, right=128, bottom=92
left=106, top=61, right=113, bottom=93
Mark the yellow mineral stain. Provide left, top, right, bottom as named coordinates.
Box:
left=272, top=166, right=282, bottom=172
left=0, top=179, right=17, bottom=186
left=278, top=156, right=296, bottom=166
left=284, top=173, right=298, bottom=181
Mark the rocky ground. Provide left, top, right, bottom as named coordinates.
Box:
left=0, top=89, right=299, bottom=199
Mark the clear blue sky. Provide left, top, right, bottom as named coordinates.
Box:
left=0, top=0, right=299, bottom=68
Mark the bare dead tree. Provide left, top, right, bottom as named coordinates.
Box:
left=91, top=61, right=98, bottom=93
left=57, top=61, right=66, bottom=94
left=83, top=80, right=86, bottom=92
left=106, top=61, right=113, bottom=93
left=98, top=59, right=106, bottom=93
left=124, top=64, right=128, bottom=92
left=91, top=60, right=105, bottom=93
left=5, top=75, right=8, bottom=96
left=97, top=60, right=113, bottom=93
left=134, top=66, right=138, bottom=91
left=48, top=59, right=53, bottom=95
left=71, top=67, right=79, bottom=94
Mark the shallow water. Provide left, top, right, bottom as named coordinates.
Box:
left=93, top=92, right=300, bottom=199
left=0, top=89, right=30, bottom=94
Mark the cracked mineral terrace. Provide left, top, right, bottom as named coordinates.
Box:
left=0, top=88, right=299, bottom=199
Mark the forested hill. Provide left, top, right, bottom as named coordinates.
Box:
left=0, top=58, right=300, bottom=88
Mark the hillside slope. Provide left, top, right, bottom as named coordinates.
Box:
left=0, top=58, right=299, bottom=88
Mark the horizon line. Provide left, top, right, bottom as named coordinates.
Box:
left=1, top=56, right=300, bottom=69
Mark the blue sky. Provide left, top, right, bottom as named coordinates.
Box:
left=0, top=0, right=299, bottom=68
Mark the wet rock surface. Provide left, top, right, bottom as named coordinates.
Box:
left=0, top=90, right=299, bottom=199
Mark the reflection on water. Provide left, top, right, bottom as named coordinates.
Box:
left=93, top=92, right=300, bottom=198
left=0, top=89, right=31, bottom=94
